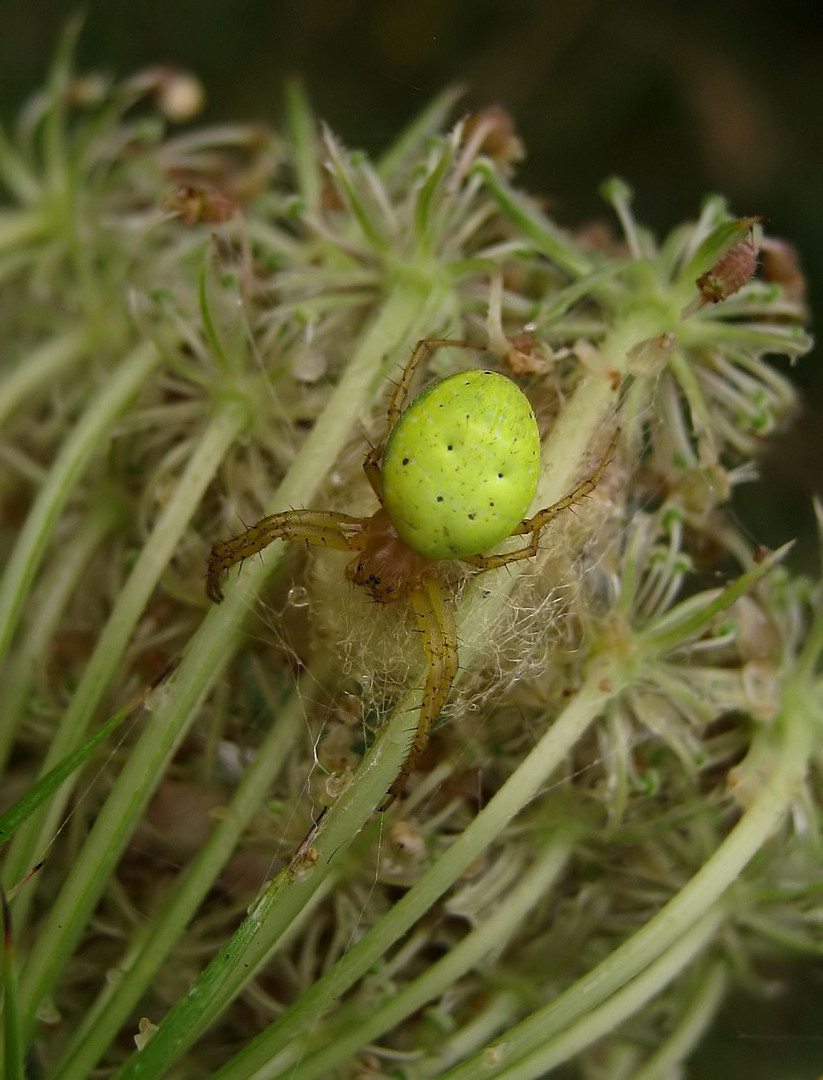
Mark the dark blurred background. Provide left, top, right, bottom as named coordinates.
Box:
left=2, top=1, right=819, bottom=269
left=1, top=3, right=821, bottom=1076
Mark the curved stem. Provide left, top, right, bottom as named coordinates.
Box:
left=52, top=671, right=311, bottom=1080
left=491, top=910, right=724, bottom=1080
left=441, top=681, right=816, bottom=1078
left=29, top=278, right=440, bottom=1076
left=631, top=960, right=727, bottom=1080
left=253, top=838, right=574, bottom=1080
left=0, top=328, right=88, bottom=428
left=202, top=670, right=618, bottom=1080
left=4, top=400, right=249, bottom=926
left=0, top=341, right=159, bottom=669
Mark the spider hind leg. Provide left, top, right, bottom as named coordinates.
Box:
left=380, top=572, right=458, bottom=808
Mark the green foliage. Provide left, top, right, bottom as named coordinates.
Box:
left=0, top=31, right=820, bottom=1080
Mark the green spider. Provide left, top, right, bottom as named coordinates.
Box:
left=207, top=339, right=615, bottom=806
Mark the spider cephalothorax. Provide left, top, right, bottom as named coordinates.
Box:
left=344, top=508, right=433, bottom=601
left=208, top=339, right=614, bottom=805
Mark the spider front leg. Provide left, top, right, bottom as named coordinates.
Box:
left=362, top=442, right=384, bottom=501
left=206, top=509, right=366, bottom=603
left=461, top=428, right=618, bottom=573
left=381, top=571, right=459, bottom=809
left=364, top=338, right=480, bottom=503
left=385, top=338, right=477, bottom=435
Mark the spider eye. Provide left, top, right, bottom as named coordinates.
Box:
left=381, top=369, right=540, bottom=559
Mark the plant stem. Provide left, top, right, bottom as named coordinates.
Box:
left=488, top=909, right=725, bottom=1080
left=3, top=399, right=248, bottom=925
left=441, top=681, right=816, bottom=1078
left=0, top=341, right=159, bottom=670
left=206, top=670, right=618, bottom=1080
left=0, top=329, right=89, bottom=428
left=0, top=497, right=119, bottom=775
left=631, top=960, right=727, bottom=1080
left=20, top=278, right=438, bottom=1064
left=52, top=673, right=310, bottom=1080
left=258, top=838, right=574, bottom=1080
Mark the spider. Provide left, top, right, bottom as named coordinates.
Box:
left=207, top=339, right=615, bottom=806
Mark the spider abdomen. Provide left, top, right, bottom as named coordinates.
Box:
left=381, top=369, right=540, bottom=560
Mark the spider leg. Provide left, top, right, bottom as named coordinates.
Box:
left=206, top=509, right=366, bottom=603
left=366, top=338, right=485, bottom=508
left=459, top=429, right=618, bottom=573
left=381, top=572, right=458, bottom=808
left=385, top=338, right=478, bottom=434
left=362, top=442, right=384, bottom=501
left=518, top=428, right=618, bottom=535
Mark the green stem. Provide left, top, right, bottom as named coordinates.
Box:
left=52, top=673, right=309, bottom=1080
left=0, top=329, right=88, bottom=428
left=641, top=543, right=790, bottom=655
left=433, top=992, right=522, bottom=1075
left=1, top=890, right=24, bottom=1080
left=263, top=838, right=573, bottom=1080
left=3, top=400, right=248, bottom=923
left=18, top=279, right=437, bottom=1068
left=376, top=85, right=464, bottom=182
left=41, top=14, right=84, bottom=203
left=473, top=160, right=593, bottom=279
left=631, top=960, right=727, bottom=1080
left=0, top=341, right=159, bottom=670
left=284, top=81, right=321, bottom=214
left=441, top=683, right=815, bottom=1078
left=0, top=684, right=156, bottom=846
left=490, top=910, right=724, bottom=1080
left=201, top=671, right=617, bottom=1080
left=0, top=496, right=119, bottom=776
